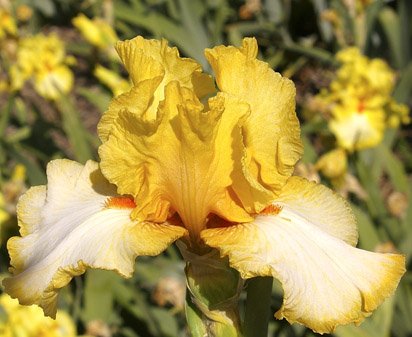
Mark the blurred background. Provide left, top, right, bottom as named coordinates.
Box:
left=0, top=0, right=411, bottom=336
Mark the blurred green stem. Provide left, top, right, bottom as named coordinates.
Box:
left=244, top=277, right=273, bottom=337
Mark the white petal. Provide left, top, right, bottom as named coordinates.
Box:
left=4, top=159, right=187, bottom=317
left=274, top=176, right=357, bottom=245
left=202, top=178, right=405, bottom=333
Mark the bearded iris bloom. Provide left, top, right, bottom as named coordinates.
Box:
left=0, top=294, right=76, bottom=337
left=4, top=37, right=405, bottom=334
left=317, top=47, right=409, bottom=151
left=10, top=33, right=74, bottom=100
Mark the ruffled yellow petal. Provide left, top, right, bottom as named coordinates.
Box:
left=114, top=36, right=215, bottom=120
left=205, top=38, right=303, bottom=213
left=99, top=81, right=253, bottom=238
left=202, top=177, right=405, bottom=334
left=3, top=159, right=186, bottom=318
left=98, top=76, right=162, bottom=142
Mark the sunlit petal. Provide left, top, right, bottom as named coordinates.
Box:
left=4, top=159, right=187, bottom=317
left=99, top=81, right=253, bottom=237
left=202, top=177, right=405, bottom=333
left=34, top=65, right=73, bottom=100
left=329, top=104, right=385, bottom=151
left=205, top=38, right=303, bottom=212
left=114, top=36, right=215, bottom=120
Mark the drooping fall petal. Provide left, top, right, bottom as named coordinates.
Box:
left=4, top=159, right=187, bottom=317
left=202, top=177, right=405, bottom=334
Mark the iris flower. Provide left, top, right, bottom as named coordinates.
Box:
left=0, top=294, right=76, bottom=337
left=10, top=33, right=74, bottom=100
left=317, top=47, right=409, bottom=151
left=4, top=37, right=405, bottom=334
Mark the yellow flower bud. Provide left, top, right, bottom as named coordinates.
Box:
left=316, top=148, right=347, bottom=179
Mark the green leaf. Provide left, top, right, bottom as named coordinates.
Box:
left=398, top=0, right=412, bottom=66
left=115, top=282, right=164, bottom=336
left=0, top=94, right=14, bottom=138
left=82, top=270, right=121, bottom=323
left=364, top=0, right=385, bottom=51
left=281, top=43, right=336, bottom=65
left=55, top=96, right=94, bottom=163
left=151, top=307, right=179, bottom=337
left=177, top=0, right=210, bottom=66
left=9, top=145, right=46, bottom=185
left=393, top=61, right=412, bottom=103
left=380, top=146, right=409, bottom=193
left=311, top=0, right=333, bottom=42
left=400, top=185, right=412, bottom=263
left=351, top=204, right=381, bottom=251
left=378, top=7, right=403, bottom=69
left=77, top=87, right=112, bottom=113
left=392, top=279, right=412, bottom=336
left=355, top=153, right=386, bottom=218
left=115, top=1, right=210, bottom=66
left=334, top=296, right=395, bottom=337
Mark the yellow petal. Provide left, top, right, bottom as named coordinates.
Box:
left=94, top=64, right=131, bottom=97
left=4, top=159, right=187, bottom=318
left=205, top=38, right=303, bottom=213
left=72, top=14, right=118, bottom=50
left=0, top=294, right=77, bottom=337
left=98, top=76, right=163, bottom=142
left=99, top=81, right=252, bottom=238
left=202, top=177, right=405, bottom=334
left=315, top=148, right=348, bottom=179
left=34, top=65, right=73, bottom=100
left=114, top=36, right=215, bottom=120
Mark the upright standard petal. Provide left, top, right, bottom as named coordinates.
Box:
left=98, top=36, right=215, bottom=142
left=202, top=177, right=405, bottom=334
left=99, top=81, right=253, bottom=239
left=112, top=36, right=215, bottom=121
left=205, top=38, right=303, bottom=213
left=4, top=159, right=187, bottom=317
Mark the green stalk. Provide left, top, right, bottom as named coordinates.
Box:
left=244, top=277, right=273, bottom=337
left=178, top=242, right=243, bottom=337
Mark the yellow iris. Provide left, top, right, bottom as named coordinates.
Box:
left=10, top=33, right=74, bottom=100
left=317, top=47, right=409, bottom=151
left=0, top=294, right=76, bottom=337
left=3, top=37, right=405, bottom=334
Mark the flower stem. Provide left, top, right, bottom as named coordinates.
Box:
left=244, top=277, right=273, bottom=337
left=178, top=241, right=243, bottom=337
